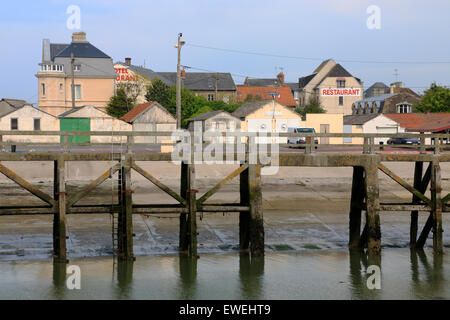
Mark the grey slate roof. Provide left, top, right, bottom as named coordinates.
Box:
left=298, top=73, right=317, bottom=89
left=232, top=100, right=272, bottom=119
left=364, top=82, right=390, bottom=98
left=157, top=72, right=236, bottom=91
left=343, top=114, right=380, bottom=125
left=354, top=93, right=396, bottom=105
left=122, top=64, right=173, bottom=84
left=1, top=98, right=27, bottom=108
left=56, top=42, right=110, bottom=59
left=246, top=78, right=282, bottom=87
left=324, top=64, right=353, bottom=78
left=50, top=43, right=69, bottom=61
left=188, top=110, right=225, bottom=122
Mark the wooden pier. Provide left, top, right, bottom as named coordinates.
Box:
left=0, top=130, right=448, bottom=261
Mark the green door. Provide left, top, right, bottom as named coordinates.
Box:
left=60, top=118, right=90, bottom=143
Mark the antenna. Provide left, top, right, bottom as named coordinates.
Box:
left=394, top=68, right=399, bottom=82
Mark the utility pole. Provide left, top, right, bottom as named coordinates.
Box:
left=71, top=52, right=75, bottom=109
left=175, top=33, right=185, bottom=128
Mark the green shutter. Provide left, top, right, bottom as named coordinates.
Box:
left=60, top=118, right=91, bottom=143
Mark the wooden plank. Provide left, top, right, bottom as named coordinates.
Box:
left=131, top=161, right=186, bottom=206
left=378, top=163, right=432, bottom=206
left=380, top=204, right=430, bottom=211
left=0, top=163, right=55, bottom=206
left=67, top=163, right=120, bottom=207
left=197, top=164, right=248, bottom=204
left=349, top=166, right=365, bottom=250
left=118, top=157, right=134, bottom=261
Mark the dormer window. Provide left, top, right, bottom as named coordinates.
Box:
left=74, top=65, right=81, bottom=72
left=337, top=80, right=346, bottom=88
left=397, top=103, right=412, bottom=113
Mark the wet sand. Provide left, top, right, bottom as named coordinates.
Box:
left=0, top=162, right=449, bottom=261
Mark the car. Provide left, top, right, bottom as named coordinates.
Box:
left=287, top=127, right=319, bottom=146
left=386, top=137, right=420, bottom=145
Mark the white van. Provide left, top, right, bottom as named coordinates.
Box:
left=287, top=127, right=319, bottom=145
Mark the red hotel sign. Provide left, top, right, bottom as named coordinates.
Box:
left=321, top=88, right=361, bottom=97
left=115, top=67, right=136, bottom=81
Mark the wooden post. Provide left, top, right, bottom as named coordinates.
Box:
left=363, top=137, right=369, bottom=154
left=239, top=161, right=250, bottom=250
left=365, top=160, right=381, bottom=255
left=118, top=156, right=134, bottom=261
left=249, top=163, right=264, bottom=257
left=179, top=161, right=189, bottom=251
left=53, top=157, right=67, bottom=262
left=431, top=161, right=443, bottom=254
left=305, top=136, right=312, bottom=154
left=349, top=166, right=365, bottom=250
left=410, top=161, right=423, bottom=248
left=186, top=163, right=197, bottom=258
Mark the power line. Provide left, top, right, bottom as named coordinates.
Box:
left=186, top=43, right=450, bottom=65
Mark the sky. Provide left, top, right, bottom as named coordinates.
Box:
left=1, top=0, right=450, bottom=104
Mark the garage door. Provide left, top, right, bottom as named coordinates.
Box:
left=60, top=118, right=90, bottom=143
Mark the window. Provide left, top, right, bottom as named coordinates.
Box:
left=59, top=83, right=63, bottom=91
left=397, top=103, right=412, bottom=113
left=41, top=83, right=46, bottom=96
left=337, top=80, right=346, bottom=88
left=10, top=118, right=18, bottom=130
left=72, top=84, right=81, bottom=100
left=207, top=94, right=215, bottom=101
left=294, top=91, right=299, bottom=100
left=74, top=65, right=81, bottom=72
left=339, top=96, right=343, bottom=106
left=34, top=118, right=41, bottom=131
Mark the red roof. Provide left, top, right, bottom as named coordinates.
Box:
left=236, top=85, right=297, bottom=106
left=121, top=101, right=154, bottom=123
left=385, top=113, right=450, bottom=132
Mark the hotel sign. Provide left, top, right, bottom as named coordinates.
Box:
left=321, top=88, right=361, bottom=97
left=115, top=67, right=136, bottom=82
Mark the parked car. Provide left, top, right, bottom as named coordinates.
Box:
left=386, top=137, right=420, bottom=145
left=287, top=127, right=319, bottom=145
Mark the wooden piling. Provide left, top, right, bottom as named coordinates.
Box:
left=365, top=161, right=381, bottom=255
left=239, top=161, right=250, bottom=250
left=53, top=157, right=67, bottom=262
left=118, top=156, right=134, bottom=261
left=349, top=166, right=365, bottom=250
left=186, top=163, right=197, bottom=258
left=179, top=161, right=189, bottom=251
left=410, top=161, right=423, bottom=248
left=248, top=163, right=264, bottom=257
left=431, top=161, right=443, bottom=254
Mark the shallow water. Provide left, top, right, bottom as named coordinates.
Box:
left=0, top=249, right=448, bottom=300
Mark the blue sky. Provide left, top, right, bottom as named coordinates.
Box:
left=1, top=0, right=449, bottom=104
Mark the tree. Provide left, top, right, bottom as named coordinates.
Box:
left=295, top=97, right=325, bottom=117
left=106, top=87, right=135, bottom=119
left=414, top=83, right=450, bottom=113
left=145, top=78, right=171, bottom=107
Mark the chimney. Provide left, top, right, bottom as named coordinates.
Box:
left=390, top=81, right=403, bottom=94
left=277, top=72, right=285, bottom=85
left=125, top=57, right=131, bottom=66
left=42, top=39, right=51, bottom=63
left=181, top=68, right=186, bottom=79
left=72, top=32, right=87, bottom=42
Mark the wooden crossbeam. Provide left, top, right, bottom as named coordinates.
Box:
left=67, top=163, right=121, bottom=207
left=378, top=163, right=432, bottom=207
left=0, top=163, right=55, bottom=206
left=441, top=192, right=450, bottom=204
left=131, top=161, right=186, bottom=206
left=197, top=164, right=249, bottom=205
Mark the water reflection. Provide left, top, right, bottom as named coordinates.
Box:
left=178, top=254, right=197, bottom=299
left=239, top=253, right=264, bottom=299
left=115, top=259, right=134, bottom=299
left=52, top=261, right=67, bottom=299
left=410, top=250, right=444, bottom=299
left=348, top=250, right=381, bottom=299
